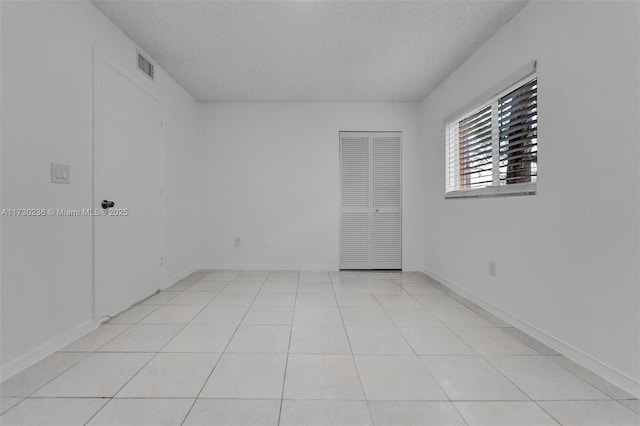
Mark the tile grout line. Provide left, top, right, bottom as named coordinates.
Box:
left=398, top=273, right=487, bottom=426
left=333, top=271, right=376, bottom=426
left=85, top=271, right=219, bottom=424
left=179, top=270, right=264, bottom=425
left=426, top=280, right=591, bottom=426
left=398, top=273, right=541, bottom=424
left=436, top=283, right=621, bottom=406
left=411, top=272, right=619, bottom=417
left=276, top=270, right=299, bottom=426
left=380, top=274, right=470, bottom=424
left=83, top=274, right=231, bottom=425
left=1, top=352, right=90, bottom=400
left=427, top=292, right=538, bottom=420
left=418, top=272, right=634, bottom=400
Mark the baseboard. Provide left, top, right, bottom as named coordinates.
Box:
left=199, top=263, right=339, bottom=271
left=401, top=266, right=422, bottom=272
left=199, top=264, right=420, bottom=271
left=419, top=267, right=640, bottom=398
left=0, top=319, right=98, bottom=383
left=163, top=264, right=200, bottom=289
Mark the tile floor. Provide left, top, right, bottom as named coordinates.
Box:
left=1, top=270, right=638, bottom=425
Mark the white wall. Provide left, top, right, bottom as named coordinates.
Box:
left=419, top=0, right=639, bottom=394
left=162, top=75, right=203, bottom=286
left=0, top=0, right=201, bottom=378
left=199, top=102, right=422, bottom=270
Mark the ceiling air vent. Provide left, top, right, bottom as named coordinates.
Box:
left=136, top=49, right=155, bottom=81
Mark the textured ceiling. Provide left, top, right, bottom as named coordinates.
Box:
left=91, top=0, right=528, bottom=102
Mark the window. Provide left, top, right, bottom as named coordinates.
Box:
left=446, top=68, right=537, bottom=198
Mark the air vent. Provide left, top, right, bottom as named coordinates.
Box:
left=136, top=49, right=155, bottom=81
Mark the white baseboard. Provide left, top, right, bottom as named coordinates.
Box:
left=420, top=267, right=640, bottom=398
left=163, top=264, right=200, bottom=289
left=200, top=264, right=418, bottom=271
left=199, top=263, right=339, bottom=271
left=401, top=266, right=422, bottom=272
left=0, top=319, right=98, bottom=383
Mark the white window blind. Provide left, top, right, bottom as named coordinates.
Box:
left=498, top=78, right=538, bottom=185
left=446, top=70, right=537, bottom=198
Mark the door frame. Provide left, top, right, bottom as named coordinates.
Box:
left=91, top=48, right=164, bottom=321
left=338, top=130, right=402, bottom=270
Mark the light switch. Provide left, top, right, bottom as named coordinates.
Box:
left=51, top=163, right=70, bottom=184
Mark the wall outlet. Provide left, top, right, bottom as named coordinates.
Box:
left=234, top=238, right=241, bottom=248
left=489, top=261, right=497, bottom=277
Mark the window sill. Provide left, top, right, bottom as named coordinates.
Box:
left=445, top=183, right=536, bottom=199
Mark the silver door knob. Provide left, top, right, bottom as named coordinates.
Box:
left=375, top=209, right=379, bottom=212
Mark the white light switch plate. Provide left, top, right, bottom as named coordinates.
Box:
left=51, top=163, right=70, bottom=184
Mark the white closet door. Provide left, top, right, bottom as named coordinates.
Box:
left=340, top=132, right=371, bottom=269
left=340, top=131, right=401, bottom=270
left=371, top=133, right=401, bottom=269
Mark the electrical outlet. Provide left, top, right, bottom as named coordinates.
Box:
left=489, top=261, right=497, bottom=277
left=234, top=238, right=241, bottom=248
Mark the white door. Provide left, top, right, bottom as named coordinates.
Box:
left=94, top=55, right=164, bottom=320
left=340, top=132, right=401, bottom=270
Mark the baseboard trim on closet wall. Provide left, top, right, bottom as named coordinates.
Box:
left=0, top=319, right=97, bottom=383
left=163, top=265, right=201, bottom=289
left=200, top=264, right=339, bottom=271
left=419, top=268, right=640, bottom=399
left=401, top=266, right=422, bottom=272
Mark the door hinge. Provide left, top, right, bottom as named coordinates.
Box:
left=160, top=256, right=164, bottom=266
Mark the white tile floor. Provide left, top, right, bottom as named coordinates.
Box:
left=1, top=270, right=638, bottom=425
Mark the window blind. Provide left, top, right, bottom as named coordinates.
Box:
left=457, top=105, right=493, bottom=189
left=445, top=73, right=537, bottom=198
left=498, top=79, right=538, bottom=185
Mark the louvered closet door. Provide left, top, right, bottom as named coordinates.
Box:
left=340, top=132, right=371, bottom=269
left=371, top=133, right=401, bottom=269
left=340, top=131, right=401, bottom=270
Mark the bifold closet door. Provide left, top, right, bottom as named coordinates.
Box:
left=340, top=132, right=401, bottom=270
left=371, top=133, right=401, bottom=269
left=340, top=132, right=371, bottom=269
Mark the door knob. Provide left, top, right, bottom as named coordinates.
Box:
left=101, top=200, right=115, bottom=209
left=375, top=209, right=379, bottom=213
